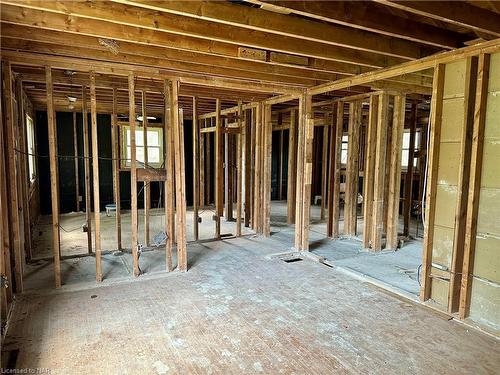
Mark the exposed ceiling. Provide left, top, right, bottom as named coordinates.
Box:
left=1, top=0, right=498, bottom=115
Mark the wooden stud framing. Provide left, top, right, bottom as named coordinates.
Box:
left=192, top=96, right=199, bottom=240
left=215, top=99, right=223, bottom=239
left=171, top=79, right=187, bottom=271
left=263, top=103, right=272, bottom=237
left=371, top=92, right=390, bottom=251
left=386, top=94, right=406, bottom=250
left=129, top=73, right=140, bottom=277
left=90, top=71, right=102, bottom=282
left=278, top=129, right=284, bottom=201
left=362, top=94, right=379, bottom=248
left=45, top=66, right=60, bottom=288
left=164, top=80, right=174, bottom=272
left=224, top=118, right=234, bottom=221
left=420, top=64, right=445, bottom=301
left=301, top=93, right=314, bottom=251
left=142, top=91, right=150, bottom=247
left=344, top=101, right=362, bottom=236
left=82, top=85, right=92, bottom=254
left=320, top=117, right=329, bottom=220
left=326, top=103, right=337, bottom=237
left=253, top=104, right=262, bottom=233
left=73, top=111, right=80, bottom=213
left=287, top=109, right=297, bottom=224
left=448, top=56, right=478, bottom=313
left=331, top=102, right=343, bottom=238
left=403, top=101, right=417, bottom=237
left=3, top=61, right=24, bottom=291
left=112, top=88, right=122, bottom=250
left=199, top=120, right=205, bottom=208
left=459, top=53, right=490, bottom=319
left=16, top=77, right=32, bottom=261
left=236, top=101, right=243, bottom=237
left=244, top=108, right=251, bottom=227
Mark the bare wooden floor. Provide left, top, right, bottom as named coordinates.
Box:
left=4, top=233, right=499, bottom=374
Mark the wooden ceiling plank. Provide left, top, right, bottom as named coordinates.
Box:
left=374, top=0, right=500, bottom=37
left=253, top=0, right=465, bottom=48
left=112, top=0, right=436, bottom=59
left=0, top=2, right=406, bottom=68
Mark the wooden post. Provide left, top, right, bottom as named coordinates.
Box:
left=332, top=103, right=343, bottom=238
left=199, top=122, right=205, bottom=208
left=224, top=118, right=234, bottom=221
left=345, top=101, right=362, bottom=236
left=372, top=92, right=390, bottom=251
left=111, top=88, right=122, bottom=250
left=236, top=101, right=243, bottom=236
left=164, top=80, right=174, bottom=272
left=287, top=109, right=297, bottom=224
left=215, top=99, right=223, bottom=239
left=171, top=80, right=187, bottom=271
left=0, top=83, right=14, bottom=304
left=253, top=104, right=262, bottom=233
left=192, top=97, right=199, bottom=240
left=326, top=103, right=337, bottom=237
left=263, top=103, right=272, bottom=237
left=89, top=72, right=102, bottom=282
left=45, top=66, right=61, bottom=288
left=16, top=79, right=32, bottom=261
left=244, top=108, right=251, bottom=227
left=320, top=118, right=329, bottom=220
left=420, top=64, right=445, bottom=301
left=82, top=86, right=92, bottom=254
left=73, top=111, right=80, bottom=212
left=301, top=93, right=314, bottom=251
left=362, top=95, right=378, bottom=248
left=403, top=101, right=417, bottom=237
left=206, top=119, right=212, bottom=206
left=294, top=98, right=305, bottom=249
left=142, top=91, right=150, bottom=247
left=448, top=56, right=477, bottom=313
left=386, top=94, right=407, bottom=250
left=250, top=108, right=256, bottom=229
left=4, top=61, right=23, bottom=291
left=459, top=54, right=490, bottom=319
left=129, top=73, right=140, bottom=277
left=278, top=129, right=284, bottom=201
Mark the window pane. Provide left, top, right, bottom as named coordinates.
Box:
left=342, top=135, right=348, bottom=142
left=135, top=130, right=144, bottom=146
left=341, top=149, right=348, bottom=164
left=148, top=147, right=160, bottom=163
left=147, top=130, right=159, bottom=146
left=401, top=150, right=409, bottom=167
left=136, top=146, right=145, bottom=163
left=402, top=132, right=410, bottom=149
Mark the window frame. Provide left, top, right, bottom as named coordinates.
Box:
left=26, top=114, right=37, bottom=185
left=120, top=123, right=164, bottom=169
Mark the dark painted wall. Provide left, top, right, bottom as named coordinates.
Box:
left=36, top=111, right=194, bottom=215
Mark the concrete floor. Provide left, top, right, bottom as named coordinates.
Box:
left=4, top=225, right=500, bottom=373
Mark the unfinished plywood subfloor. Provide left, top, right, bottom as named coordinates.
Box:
left=5, top=231, right=500, bottom=374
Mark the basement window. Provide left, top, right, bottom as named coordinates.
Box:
left=121, top=125, right=164, bottom=169
left=26, top=114, right=36, bottom=184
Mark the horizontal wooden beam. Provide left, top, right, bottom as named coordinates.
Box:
left=374, top=0, right=500, bottom=38
left=115, top=0, right=436, bottom=59
left=2, top=2, right=407, bottom=68
left=256, top=0, right=464, bottom=49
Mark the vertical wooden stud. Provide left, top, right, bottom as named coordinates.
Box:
left=164, top=80, right=174, bottom=272
left=73, top=111, right=80, bottom=213
left=129, top=73, right=140, bottom=277
left=420, top=64, right=445, bottom=301
left=45, top=66, right=60, bottom=288
left=362, top=95, right=378, bottom=248
left=192, top=97, right=199, bottom=241
left=82, top=86, right=92, bottom=254
left=372, top=92, right=390, bottom=251
left=287, top=109, right=297, bottom=224
left=215, top=99, right=223, bottom=239
left=111, top=88, right=122, bottom=250
left=236, top=101, right=243, bottom=236
left=89, top=72, right=102, bottom=282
